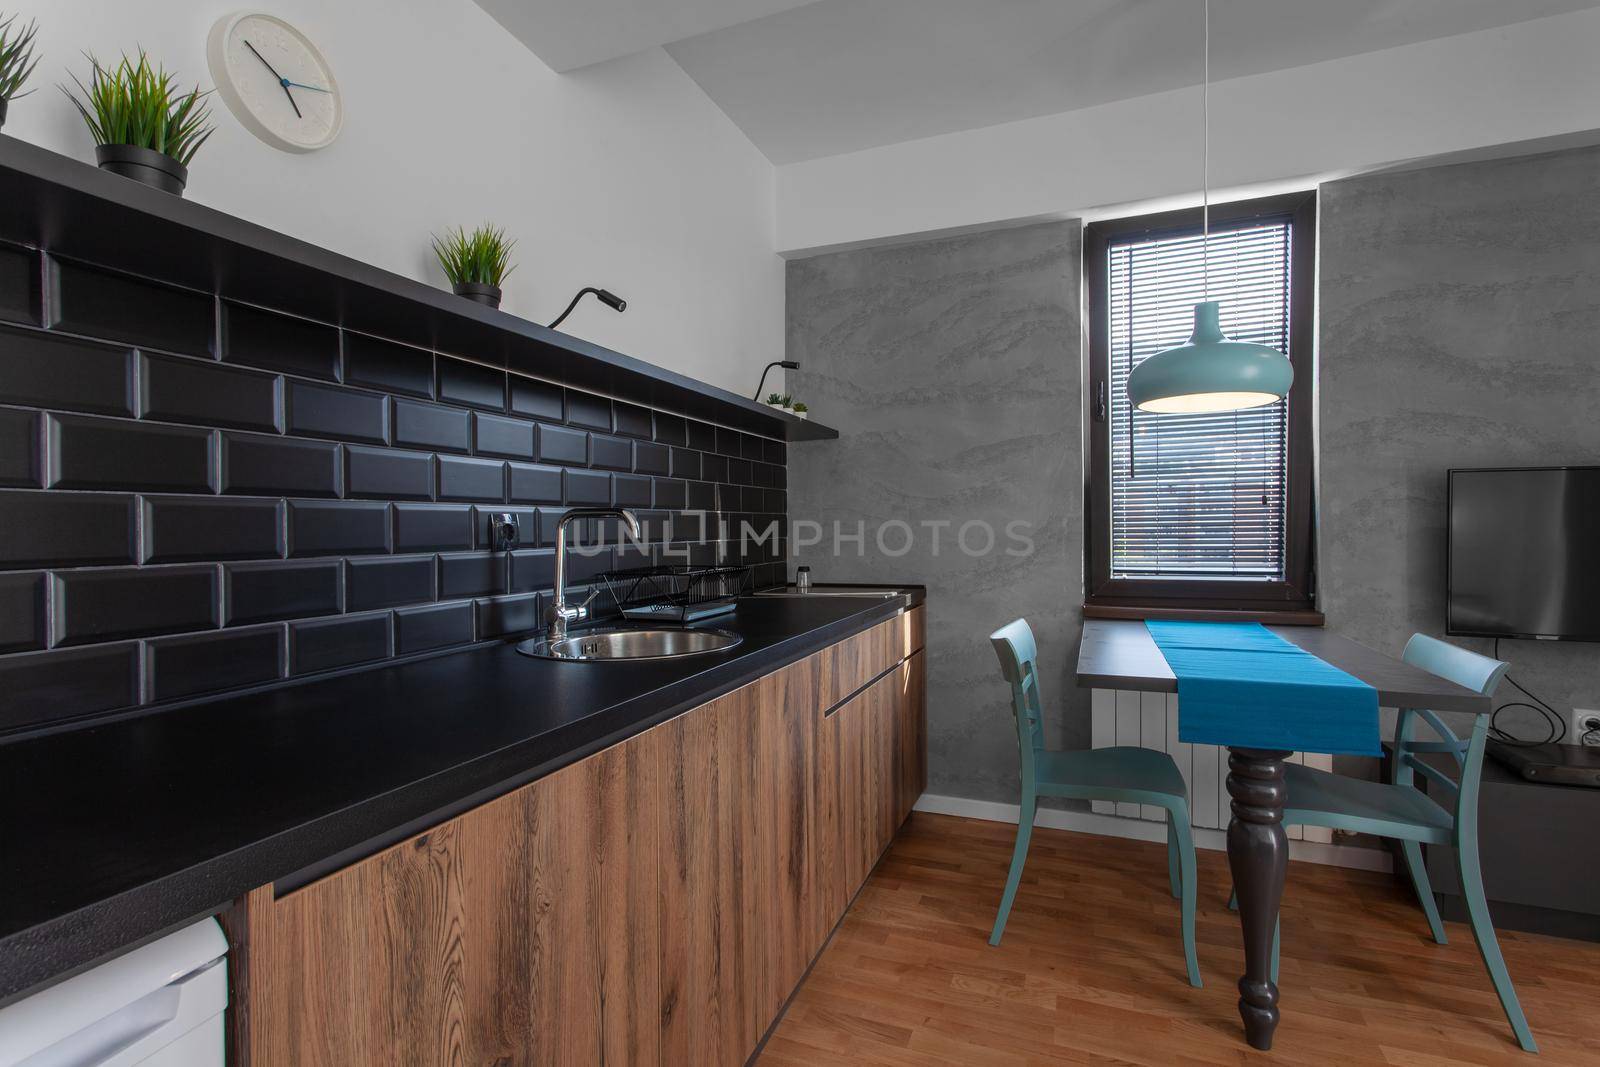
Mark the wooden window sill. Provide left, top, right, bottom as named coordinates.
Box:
left=1082, top=603, right=1326, bottom=626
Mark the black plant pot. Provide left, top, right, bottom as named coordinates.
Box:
left=453, top=282, right=502, bottom=309
left=95, top=144, right=189, bottom=196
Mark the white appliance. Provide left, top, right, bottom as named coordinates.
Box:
left=0, top=919, right=227, bottom=1067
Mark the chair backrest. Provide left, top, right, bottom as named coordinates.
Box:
left=990, top=619, right=1045, bottom=779
left=1393, top=634, right=1510, bottom=829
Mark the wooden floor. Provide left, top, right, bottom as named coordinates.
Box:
left=760, top=813, right=1600, bottom=1066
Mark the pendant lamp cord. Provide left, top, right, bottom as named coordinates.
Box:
left=1202, top=0, right=1210, bottom=301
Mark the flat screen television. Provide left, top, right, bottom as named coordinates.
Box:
left=1447, top=466, right=1600, bottom=642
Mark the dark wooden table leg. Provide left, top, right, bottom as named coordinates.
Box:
left=1226, top=746, right=1290, bottom=1051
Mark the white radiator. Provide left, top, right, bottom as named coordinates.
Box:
left=1090, top=689, right=1333, bottom=843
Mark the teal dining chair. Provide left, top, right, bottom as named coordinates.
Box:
left=1231, top=633, right=1536, bottom=1053
left=987, top=619, right=1201, bottom=987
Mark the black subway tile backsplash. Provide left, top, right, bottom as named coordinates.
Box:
left=52, top=565, right=218, bottom=646
left=590, top=433, right=632, bottom=471
left=634, top=442, right=670, bottom=476
left=394, top=398, right=470, bottom=453
left=346, top=555, right=435, bottom=611
left=0, top=643, right=140, bottom=731
left=0, top=242, right=40, bottom=325
left=437, top=454, right=505, bottom=503
left=394, top=601, right=473, bottom=654
left=508, top=462, right=562, bottom=504
left=669, top=447, right=699, bottom=481
left=564, top=468, right=611, bottom=506
left=0, top=241, right=788, bottom=732
left=565, top=390, right=611, bottom=431
left=614, top=474, right=652, bottom=508
left=287, top=380, right=388, bottom=444
left=613, top=401, right=652, bottom=439
left=346, top=445, right=433, bottom=500
left=510, top=377, right=563, bottom=422
left=653, top=412, right=687, bottom=446
left=225, top=560, right=342, bottom=626
left=0, top=571, right=47, bottom=652
left=394, top=503, right=473, bottom=553
left=437, top=357, right=505, bottom=411
left=1, top=326, right=132, bottom=416
left=146, top=625, right=284, bottom=702
left=142, top=353, right=279, bottom=433
left=52, top=259, right=213, bottom=356
left=0, top=408, right=39, bottom=487
left=143, top=497, right=283, bottom=564
left=475, top=592, right=542, bottom=639
left=223, top=302, right=340, bottom=381
left=439, top=551, right=507, bottom=599
left=537, top=424, right=587, bottom=465
left=221, top=432, right=341, bottom=498
left=288, top=500, right=391, bottom=557
left=343, top=333, right=433, bottom=398
left=290, top=612, right=390, bottom=675
left=0, top=491, right=136, bottom=568
left=47, top=414, right=214, bottom=494
left=473, top=412, right=534, bottom=459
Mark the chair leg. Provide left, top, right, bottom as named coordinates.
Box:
left=1166, top=814, right=1181, bottom=899
left=1400, top=840, right=1448, bottom=945
left=1169, top=806, right=1202, bottom=988
left=1271, top=915, right=1280, bottom=987
left=1458, top=835, right=1538, bottom=1052
left=989, top=794, right=1036, bottom=946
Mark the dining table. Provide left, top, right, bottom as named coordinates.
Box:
left=1075, top=619, right=1492, bottom=1051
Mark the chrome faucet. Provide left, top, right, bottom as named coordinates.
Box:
left=547, top=507, right=640, bottom=642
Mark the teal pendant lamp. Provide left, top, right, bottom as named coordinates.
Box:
left=1126, top=0, right=1294, bottom=415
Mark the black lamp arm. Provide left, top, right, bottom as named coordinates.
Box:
left=549, top=287, right=626, bottom=331
left=753, top=359, right=799, bottom=401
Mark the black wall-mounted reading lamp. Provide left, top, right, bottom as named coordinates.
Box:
left=548, top=287, right=627, bottom=331
left=754, top=360, right=799, bottom=400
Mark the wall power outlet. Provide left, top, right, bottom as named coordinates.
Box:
left=1573, top=709, right=1600, bottom=747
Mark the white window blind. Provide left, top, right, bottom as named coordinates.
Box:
left=1107, top=220, right=1292, bottom=580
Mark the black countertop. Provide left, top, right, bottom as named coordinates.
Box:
left=0, top=591, right=920, bottom=1004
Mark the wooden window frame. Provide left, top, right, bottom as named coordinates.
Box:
left=1084, top=191, right=1318, bottom=617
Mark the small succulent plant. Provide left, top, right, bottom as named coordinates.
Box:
left=791, top=401, right=808, bottom=414
left=432, top=224, right=517, bottom=287
left=766, top=392, right=783, bottom=406
left=0, top=13, right=41, bottom=104
left=62, top=50, right=214, bottom=164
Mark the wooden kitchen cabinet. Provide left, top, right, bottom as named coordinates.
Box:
left=225, top=607, right=925, bottom=1067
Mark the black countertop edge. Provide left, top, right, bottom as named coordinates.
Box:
left=0, top=588, right=923, bottom=1006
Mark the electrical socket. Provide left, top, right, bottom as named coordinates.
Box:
left=1573, top=709, right=1600, bottom=747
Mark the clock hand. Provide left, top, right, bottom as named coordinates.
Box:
left=243, top=39, right=302, bottom=118
left=284, top=80, right=331, bottom=93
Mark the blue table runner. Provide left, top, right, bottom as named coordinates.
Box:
left=1145, top=621, right=1380, bottom=756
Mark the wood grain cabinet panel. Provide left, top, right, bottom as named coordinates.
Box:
left=225, top=608, right=926, bottom=1067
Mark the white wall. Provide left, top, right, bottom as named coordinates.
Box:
left=776, top=6, right=1600, bottom=256
left=3, top=0, right=783, bottom=396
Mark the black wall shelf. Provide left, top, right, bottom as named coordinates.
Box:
left=0, top=135, right=835, bottom=442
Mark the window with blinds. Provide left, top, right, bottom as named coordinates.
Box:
left=1106, top=219, right=1292, bottom=580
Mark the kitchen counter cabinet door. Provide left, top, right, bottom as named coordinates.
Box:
left=228, top=727, right=665, bottom=1066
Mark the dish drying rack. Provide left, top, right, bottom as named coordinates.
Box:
left=594, top=564, right=754, bottom=623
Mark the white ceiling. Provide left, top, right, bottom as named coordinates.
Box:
left=478, top=0, right=1600, bottom=163
left=473, top=0, right=817, bottom=72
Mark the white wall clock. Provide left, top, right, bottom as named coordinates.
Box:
left=207, top=12, right=343, bottom=153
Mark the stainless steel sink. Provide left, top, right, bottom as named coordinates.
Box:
left=516, top=627, right=742, bottom=661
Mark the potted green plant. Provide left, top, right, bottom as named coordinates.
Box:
left=779, top=394, right=793, bottom=411
left=791, top=401, right=809, bottom=420
left=62, top=50, right=213, bottom=196
left=0, top=13, right=41, bottom=130
left=765, top=392, right=785, bottom=408
left=433, top=224, right=516, bottom=308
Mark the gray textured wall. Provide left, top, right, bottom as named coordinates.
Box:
left=786, top=221, right=1084, bottom=803
left=1319, top=145, right=1600, bottom=740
